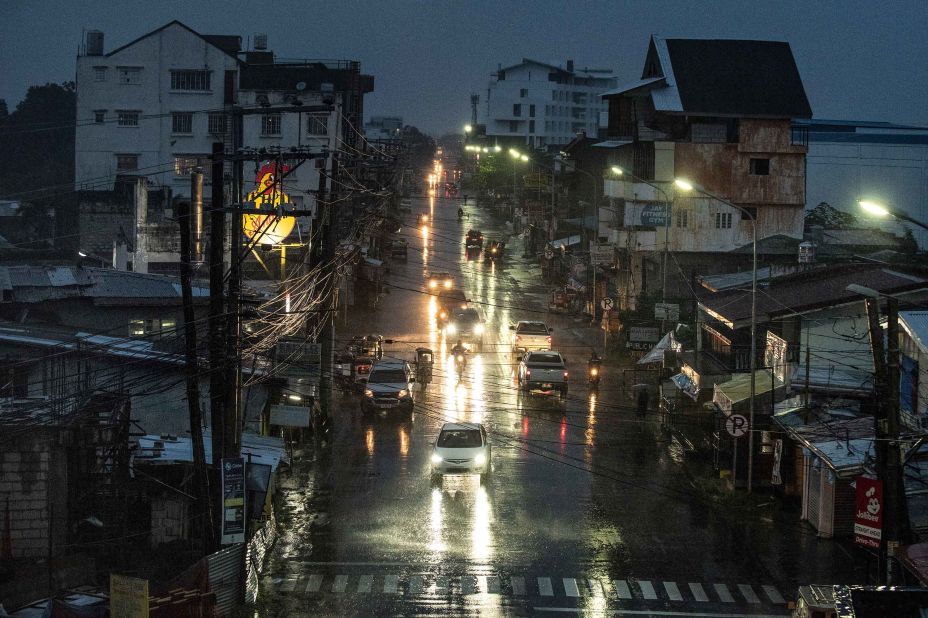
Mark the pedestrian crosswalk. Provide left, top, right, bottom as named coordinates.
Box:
left=266, top=572, right=789, bottom=605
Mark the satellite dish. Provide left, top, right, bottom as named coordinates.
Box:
left=295, top=81, right=306, bottom=92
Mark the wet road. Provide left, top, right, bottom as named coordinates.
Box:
left=257, top=195, right=857, bottom=616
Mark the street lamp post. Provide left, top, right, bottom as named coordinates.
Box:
left=675, top=178, right=758, bottom=492
left=859, top=199, right=928, bottom=232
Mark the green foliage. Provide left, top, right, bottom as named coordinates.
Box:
left=401, top=125, right=436, bottom=172
left=900, top=226, right=919, bottom=254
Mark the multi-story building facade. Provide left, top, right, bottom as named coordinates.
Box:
left=364, top=116, right=403, bottom=141
left=75, top=21, right=372, bottom=209
left=485, top=59, right=617, bottom=151
left=599, top=36, right=813, bottom=309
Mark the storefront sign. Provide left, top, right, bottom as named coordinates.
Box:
left=628, top=326, right=660, bottom=343
left=110, top=574, right=149, bottom=618
left=854, top=476, right=883, bottom=549
left=590, top=243, right=614, bottom=266
left=243, top=162, right=295, bottom=245
left=221, top=457, right=246, bottom=545
left=269, top=404, right=312, bottom=428
left=639, top=203, right=669, bottom=227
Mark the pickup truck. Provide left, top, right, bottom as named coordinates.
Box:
left=517, top=351, right=569, bottom=397
left=510, top=320, right=553, bottom=354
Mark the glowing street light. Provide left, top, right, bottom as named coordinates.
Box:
left=673, top=178, right=694, bottom=192
left=509, top=148, right=521, bottom=158
left=493, top=145, right=502, bottom=153
left=464, top=124, right=473, bottom=134
left=610, top=166, right=624, bottom=176
left=520, top=154, right=529, bottom=161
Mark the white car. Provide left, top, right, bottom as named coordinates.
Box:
left=510, top=320, right=553, bottom=354
left=430, top=422, right=491, bottom=483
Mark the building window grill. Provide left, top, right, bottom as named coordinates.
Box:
left=306, top=114, right=328, bottom=136
left=170, top=70, right=211, bottom=91
left=261, top=113, right=282, bottom=136
left=117, top=111, right=140, bottom=127
left=171, top=112, right=193, bottom=134
left=93, top=110, right=105, bottom=124
left=715, top=212, right=733, bottom=229
left=93, top=66, right=107, bottom=82
left=208, top=113, right=227, bottom=134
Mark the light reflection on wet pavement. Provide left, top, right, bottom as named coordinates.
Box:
left=257, top=195, right=862, bottom=616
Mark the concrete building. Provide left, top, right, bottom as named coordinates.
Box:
left=364, top=116, right=403, bottom=141
left=599, top=36, right=813, bottom=310
left=797, top=119, right=928, bottom=248
left=485, top=59, right=617, bottom=151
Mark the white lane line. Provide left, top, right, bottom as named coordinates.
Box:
left=613, top=580, right=632, bottom=599
left=356, top=574, right=372, bottom=593
left=487, top=575, right=501, bottom=594
left=763, top=585, right=786, bottom=604
left=689, top=582, right=709, bottom=602
left=280, top=578, right=298, bottom=592
left=538, top=577, right=554, bottom=596
left=409, top=575, right=424, bottom=595
left=383, top=574, right=398, bottom=594
left=533, top=608, right=791, bottom=617
left=563, top=578, right=580, bottom=597
left=305, top=574, right=323, bottom=593
left=587, top=579, right=604, bottom=596
left=461, top=575, right=478, bottom=595
left=664, top=581, right=683, bottom=601
left=714, top=583, right=735, bottom=603
left=639, top=580, right=658, bottom=600
left=738, top=584, right=761, bottom=604
left=511, top=576, right=526, bottom=596
left=332, top=574, right=348, bottom=593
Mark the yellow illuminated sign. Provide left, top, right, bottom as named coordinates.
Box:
left=243, top=162, right=296, bottom=245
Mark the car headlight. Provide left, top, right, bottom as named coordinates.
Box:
left=431, top=453, right=443, bottom=464
left=590, top=368, right=598, bottom=376
left=397, top=389, right=408, bottom=398
left=444, top=280, right=452, bottom=289
left=364, top=389, right=374, bottom=398
left=473, top=324, right=484, bottom=335
left=474, top=453, right=486, bottom=466
left=439, top=311, right=447, bottom=319
left=456, top=355, right=464, bottom=363
left=446, top=323, right=457, bottom=335
left=429, top=280, right=437, bottom=289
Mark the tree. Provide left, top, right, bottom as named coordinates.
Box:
left=401, top=126, right=436, bottom=172
left=900, top=227, right=919, bottom=255
left=804, top=201, right=858, bottom=228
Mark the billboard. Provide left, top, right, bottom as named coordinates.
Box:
left=854, top=476, right=883, bottom=549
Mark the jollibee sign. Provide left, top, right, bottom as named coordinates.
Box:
left=854, top=476, right=883, bottom=549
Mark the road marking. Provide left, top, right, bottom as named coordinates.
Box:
left=487, top=575, right=501, bottom=594
left=280, top=578, right=298, bottom=592
left=332, top=574, right=348, bottom=593
left=587, top=579, right=604, bottom=596
left=763, top=585, right=786, bottom=604
left=664, top=581, right=683, bottom=601
left=714, top=583, right=735, bottom=603
left=461, top=575, right=477, bottom=594
left=638, top=580, right=657, bottom=600
left=538, top=577, right=554, bottom=596
left=613, top=580, right=632, bottom=599
left=563, top=578, right=580, bottom=597
left=738, top=584, right=760, bottom=604
left=383, top=574, right=398, bottom=594
left=688, top=582, right=709, bottom=602
left=357, top=574, right=372, bottom=593
left=409, top=575, right=424, bottom=595
left=533, top=609, right=790, bottom=617
left=305, top=574, right=323, bottom=593
left=511, top=576, right=526, bottom=595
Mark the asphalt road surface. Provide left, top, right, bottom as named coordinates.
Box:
left=257, top=194, right=860, bottom=616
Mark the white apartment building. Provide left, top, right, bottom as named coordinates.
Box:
left=364, top=116, right=403, bottom=141
left=485, top=59, right=617, bottom=150
left=75, top=20, right=371, bottom=215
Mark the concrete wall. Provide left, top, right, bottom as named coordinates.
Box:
left=150, top=493, right=190, bottom=547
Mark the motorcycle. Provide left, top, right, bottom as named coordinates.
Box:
left=453, top=352, right=467, bottom=380
left=588, top=357, right=602, bottom=390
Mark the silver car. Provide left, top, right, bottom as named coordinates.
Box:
left=430, top=422, right=491, bottom=484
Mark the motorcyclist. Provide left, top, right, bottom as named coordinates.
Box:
left=457, top=207, right=464, bottom=219
left=588, top=351, right=602, bottom=385
left=451, top=339, right=468, bottom=360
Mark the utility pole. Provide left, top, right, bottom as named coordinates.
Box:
left=208, top=142, right=227, bottom=498
left=318, top=156, right=338, bottom=422
left=225, top=114, right=243, bottom=458
left=177, top=190, right=214, bottom=553
left=865, top=295, right=911, bottom=584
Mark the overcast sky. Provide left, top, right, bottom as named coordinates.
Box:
left=2, top=0, right=926, bottom=135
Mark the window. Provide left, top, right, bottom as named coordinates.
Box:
left=750, top=158, right=770, bottom=175
left=529, top=104, right=535, bottom=118
left=691, top=123, right=727, bottom=143
left=261, top=113, right=281, bottom=136
left=129, top=318, right=177, bottom=338
left=551, top=90, right=557, bottom=101
left=207, top=113, right=227, bottom=134
left=306, top=114, right=328, bottom=136
left=715, top=212, right=732, bottom=229
left=93, top=66, right=107, bottom=82
left=116, top=154, right=139, bottom=171
left=171, top=112, right=193, bottom=134
left=174, top=155, right=210, bottom=176
left=512, top=104, right=522, bottom=117
left=529, top=120, right=535, bottom=134
left=509, top=120, right=518, bottom=133
left=170, top=69, right=211, bottom=91
left=117, top=67, right=141, bottom=85
left=676, top=209, right=688, bottom=228
left=520, top=88, right=528, bottom=98
left=93, top=110, right=105, bottom=124
left=117, top=110, right=139, bottom=127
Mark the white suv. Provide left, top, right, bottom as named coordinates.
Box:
left=430, top=422, right=491, bottom=484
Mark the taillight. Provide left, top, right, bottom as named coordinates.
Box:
left=546, top=336, right=552, bottom=344
left=563, top=371, right=569, bottom=379
left=525, top=369, right=531, bottom=378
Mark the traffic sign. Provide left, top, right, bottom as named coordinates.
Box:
left=725, top=414, right=749, bottom=438
left=600, top=297, right=614, bottom=311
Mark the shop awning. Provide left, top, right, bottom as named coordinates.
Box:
left=638, top=331, right=682, bottom=364
left=671, top=372, right=699, bottom=401
left=713, top=369, right=784, bottom=413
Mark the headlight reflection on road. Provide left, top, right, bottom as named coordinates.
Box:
left=428, top=488, right=446, bottom=553
left=365, top=427, right=375, bottom=456
left=585, top=394, right=597, bottom=464
left=471, top=485, right=493, bottom=563
left=399, top=426, right=409, bottom=458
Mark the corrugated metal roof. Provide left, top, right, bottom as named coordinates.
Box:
left=0, top=265, right=208, bottom=303
left=650, top=37, right=684, bottom=112
left=600, top=76, right=665, bottom=98
left=135, top=430, right=287, bottom=471
left=901, top=311, right=928, bottom=355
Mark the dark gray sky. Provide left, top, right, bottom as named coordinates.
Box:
left=3, top=0, right=926, bottom=134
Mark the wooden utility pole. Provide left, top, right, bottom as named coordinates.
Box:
left=208, top=142, right=227, bottom=493
left=177, top=192, right=214, bottom=553
left=225, top=114, right=243, bottom=458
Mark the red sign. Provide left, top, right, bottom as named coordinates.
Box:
left=854, top=476, right=883, bottom=549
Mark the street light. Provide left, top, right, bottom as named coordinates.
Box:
left=859, top=199, right=928, bottom=232
left=675, top=177, right=759, bottom=493
left=464, top=124, right=473, bottom=134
